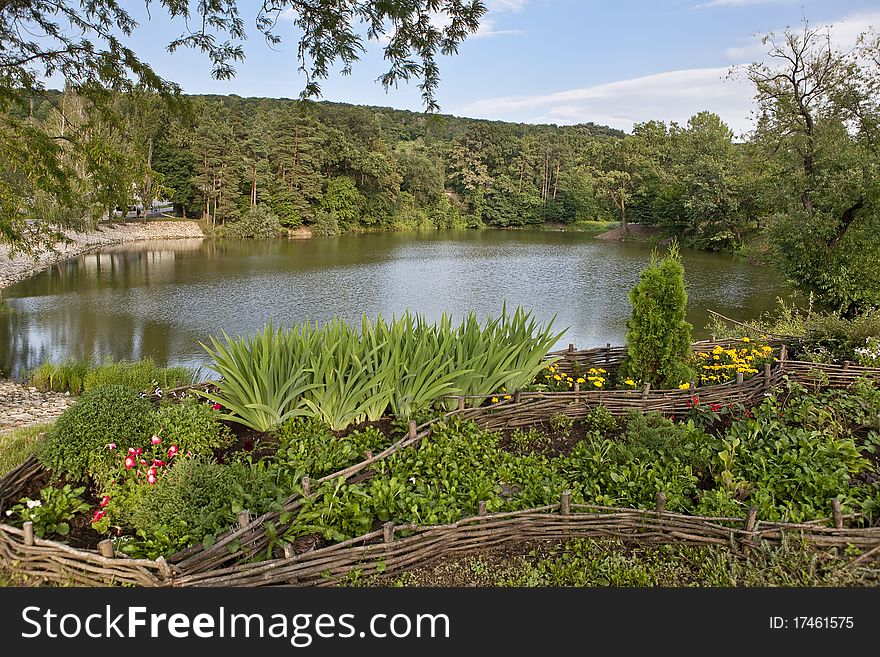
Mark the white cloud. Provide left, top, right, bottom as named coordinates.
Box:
left=473, top=17, right=523, bottom=38
left=725, top=10, right=880, bottom=62
left=462, top=67, right=756, bottom=136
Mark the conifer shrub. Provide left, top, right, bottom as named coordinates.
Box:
left=622, top=244, right=694, bottom=388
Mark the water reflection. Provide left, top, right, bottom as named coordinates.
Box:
left=0, top=232, right=799, bottom=379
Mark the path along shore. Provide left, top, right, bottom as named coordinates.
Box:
left=1, top=220, right=205, bottom=432
left=0, top=219, right=204, bottom=292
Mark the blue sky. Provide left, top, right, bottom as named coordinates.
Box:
left=116, top=0, right=879, bottom=136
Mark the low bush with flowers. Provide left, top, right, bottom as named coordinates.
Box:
left=538, top=363, right=605, bottom=391
left=692, top=338, right=776, bottom=386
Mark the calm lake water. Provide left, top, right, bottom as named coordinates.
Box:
left=0, top=230, right=797, bottom=379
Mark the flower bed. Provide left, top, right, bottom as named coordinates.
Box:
left=1, top=353, right=879, bottom=586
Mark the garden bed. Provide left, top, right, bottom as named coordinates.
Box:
left=2, top=350, right=880, bottom=586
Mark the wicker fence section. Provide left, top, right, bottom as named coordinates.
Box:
left=2, top=352, right=880, bottom=586
left=171, top=499, right=880, bottom=587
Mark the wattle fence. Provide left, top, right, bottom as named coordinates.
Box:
left=2, top=340, right=880, bottom=587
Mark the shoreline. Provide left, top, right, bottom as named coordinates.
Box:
left=0, top=220, right=205, bottom=292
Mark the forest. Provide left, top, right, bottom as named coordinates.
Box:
left=3, top=23, right=880, bottom=317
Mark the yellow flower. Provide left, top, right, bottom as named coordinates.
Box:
left=742, top=337, right=750, bottom=343
left=491, top=397, right=499, bottom=403
left=576, top=377, right=586, bottom=383
left=678, top=383, right=691, bottom=390
left=625, top=379, right=636, bottom=386
left=593, top=380, right=602, bottom=388
left=503, top=395, right=512, bottom=400
left=554, top=374, right=562, bottom=381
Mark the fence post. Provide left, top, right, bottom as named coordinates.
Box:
left=831, top=498, right=843, bottom=529
left=237, top=510, right=250, bottom=530
left=364, top=450, right=374, bottom=461
left=779, top=344, right=787, bottom=364
left=573, top=381, right=580, bottom=395
left=301, top=477, right=311, bottom=497
left=23, top=521, right=34, bottom=546
left=383, top=522, right=395, bottom=545
left=655, top=492, right=667, bottom=514
left=763, top=363, right=771, bottom=392
left=641, top=382, right=651, bottom=411
left=560, top=491, right=571, bottom=515
left=736, top=371, right=744, bottom=385
left=742, top=506, right=758, bottom=557
left=478, top=500, right=487, bottom=517
left=155, top=556, right=173, bottom=583
left=407, top=420, right=417, bottom=441
left=284, top=543, right=295, bottom=559
left=514, top=389, right=522, bottom=404
left=98, top=539, right=114, bottom=558
left=457, top=396, right=466, bottom=411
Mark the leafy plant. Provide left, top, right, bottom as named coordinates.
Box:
left=5, top=485, right=90, bottom=538
left=38, top=385, right=157, bottom=481
left=29, top=358, right=196, bottom=394
left=154, top=399, right=232, bottom=456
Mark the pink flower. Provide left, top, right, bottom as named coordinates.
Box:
left=212, top=403, right=223, bottom=411
left=140, top=459, right=147, bottom=466
left=150, top=435, right=162, bottom=445
left=147, top=469, right=158, bottom=485
left=167, top=445, right=179, bottom=459
left=99, top=496, right=111, bottom=508
left=106, top=443, right=116, bottom=450
left=152, top=459, right=166, bottom=467
left=128, top=447, right=136, bottom=454
left=92, top=510, right=106, bottom=523
left=124, top=456, right=136, bottom=470
left=134, top=448, right=143, bottom=456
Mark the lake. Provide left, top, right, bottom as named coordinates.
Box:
left=0, top=230, right=797, bottom=379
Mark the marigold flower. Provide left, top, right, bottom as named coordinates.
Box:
left=678, top=383, right=691, bottom=390
left=491, top=397, right=500, bottom=403
left=625, top=379, right=636, bottom=386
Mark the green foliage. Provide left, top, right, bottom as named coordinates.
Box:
left=38, top=385, right=156, bottom=481
left=273, top=419, right=390, bottom=481
left=5, top=485, right=90, bottom=538
left=122, top=455, right=284, bottom=558
left=29, top=358, right=196, bottom=394
left=217, top=205, right=283, bottom=239
left=581, top=406, right=618, bottom=434
left=200, top=308, right=563, bottom=432
left=154, top=400, right=232, bottom=456
left=623, top=244, right=694, bottom=388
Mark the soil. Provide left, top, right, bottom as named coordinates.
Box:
left=498, top=421, right=593, bottom=458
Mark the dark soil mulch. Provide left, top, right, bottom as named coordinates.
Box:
left=498, top=422, right=592, bottom=458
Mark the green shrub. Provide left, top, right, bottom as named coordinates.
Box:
left=217, top=205, right=283, bottom=239
left=37, top=385, right=156, bottom=481
left=123, top=455, right=281, bottom=558
left=154, top=400, right=232, bottom=456
left=582, top=406, right=617, bottom=434
left=622, top=244, right=694, bottom=388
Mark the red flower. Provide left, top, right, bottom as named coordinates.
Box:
left=92, top=510, right=106, bottom=523
left=212, top=403, right=223, bottom=411
left=99, top=496, right=111, bottom=508
left=152, top=459, right=166, bottom=467
left=124, top=456, right=136, bottom=470
left=167, top=445, right=179, bottom=459
left=710, top=403, right=722, bottom=412
left=106, top=443, right=116, bottom=450
left=150, top=435, right=162, bottom=445
left=147, top=467, right=158, bottom=485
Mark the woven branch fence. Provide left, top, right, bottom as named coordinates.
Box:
left=2, top=342, right=880, bottom=586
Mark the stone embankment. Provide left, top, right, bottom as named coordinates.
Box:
left=0, top=220, right=204, bottom=291
left=0, top=380, right=73, bottom=433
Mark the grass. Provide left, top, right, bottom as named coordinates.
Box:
left=28, top=358, right=199, bottom=395
left=0, top=423, right=50, bottom=477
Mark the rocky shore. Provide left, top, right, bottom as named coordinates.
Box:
left=0, top=380, right=73, bottom=433
left=0, top=220, right=204, bottom=291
